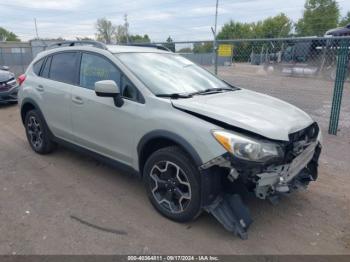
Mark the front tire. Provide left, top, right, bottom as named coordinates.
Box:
left=24, top=109, right=56, bottom=154
left=144, top=146, right=202, bottom=222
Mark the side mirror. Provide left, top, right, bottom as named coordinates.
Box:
left=95, top=80, right=124, bottom=107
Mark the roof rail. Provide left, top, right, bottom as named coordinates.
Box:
left=47, top=40, right=107, bottom=50
left=125, top=43, right=172, bottom=52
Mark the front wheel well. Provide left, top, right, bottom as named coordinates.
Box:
left=138, top=137, right=199, bottom=176
left=21, top=102, right=36, bottom=124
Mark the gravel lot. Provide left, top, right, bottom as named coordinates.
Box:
left=0, top=66, right=349, bottom=254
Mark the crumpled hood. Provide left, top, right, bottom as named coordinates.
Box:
left=0, top=70, right=13, bottom=82
left=171, top=89, right=314, bottom=141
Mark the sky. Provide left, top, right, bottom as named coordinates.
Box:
left=1, top=0, right=350, bottom=42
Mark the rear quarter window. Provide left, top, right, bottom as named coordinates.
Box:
left=33, top=58, right=44, bottom=75
left=41, top=56, right=52, bottom=78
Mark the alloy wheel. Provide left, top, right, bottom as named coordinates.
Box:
left=27, top=115, right=43, bottom=150
left=150, top=161, right=192, bottom=214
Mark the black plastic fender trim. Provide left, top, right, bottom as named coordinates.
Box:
left=137, top=130, right=203, bottom=169
left=204, top=194, right=253, bottom=240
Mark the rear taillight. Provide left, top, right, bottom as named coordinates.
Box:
left=17, top=74, right=26, bottom=86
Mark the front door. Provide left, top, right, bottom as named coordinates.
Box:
left=70, top=52, right=144, bottom=166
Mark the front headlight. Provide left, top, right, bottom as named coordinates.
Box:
left=212, top=130, right=283, bottom=162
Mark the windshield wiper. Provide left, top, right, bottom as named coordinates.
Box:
left=156, top=93, right=193, bottom=99
left=190, top=87, right=235, bottom=96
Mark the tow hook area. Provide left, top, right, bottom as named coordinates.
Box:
left=204, top=194, right=253, bottom=240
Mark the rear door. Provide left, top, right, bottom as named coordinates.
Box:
left=70, top=52, right=144, bottom=165
left=38, top=52, right=79, bottom=140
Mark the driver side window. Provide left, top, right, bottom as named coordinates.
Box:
left=79, top=52, right=143, bottom=103
left=79, top=53, right=121, bottom=90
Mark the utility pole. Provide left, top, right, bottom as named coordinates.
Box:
left=212, top=0, right=219, bottom=75
left=34, top=18, right=39, bottom=39
left=124, top=14, right=129, bottom=44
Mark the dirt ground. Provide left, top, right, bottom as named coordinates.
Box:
left=0, top=66, right=350, bottom=254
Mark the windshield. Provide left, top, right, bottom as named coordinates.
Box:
left=116, top=53, right=230, bottom=95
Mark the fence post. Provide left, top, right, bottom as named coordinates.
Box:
left=328, top=39, right=350, bottom=135
left=0, top=47, right=3, bottom=65
left=20, top=47, right=25, bottom=74
left=214, top=40, right=218, bottom=75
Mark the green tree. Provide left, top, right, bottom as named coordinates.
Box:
left=163, top=36, right=175, bottom=52
left=254, top=13, right=292, bottom=38
left=296, top=0, right=340, bottom=36
left=116, top=32, right=150, bottom=44
left=193, top=42, right=213, bottom=53
left=217, top=13, right=292, bottom=40
left=216, top=14, right=292, bottom=62
left=217, top=21, right=253, bottom=40
left=0, top=27, right=20, bottom=41
left=339, top=11, right=350, bottom=27
left=115, top=25, right=127, bottom=43
left=129, top=34, right=150, bottom=43
left=96, top=18, right=116, bottom=44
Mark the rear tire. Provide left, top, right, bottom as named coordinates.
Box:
left=144, top=146, right=202, bottom=222
left=24, top=109, right=56, bottom=154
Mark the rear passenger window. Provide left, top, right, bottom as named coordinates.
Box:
left=49, top=52, right=79, bottom=84
left=41, top=56, right=51, bottom=78
left=79, top=53, right=121, bottom=90
left=33, top=59, right=44, bottom=75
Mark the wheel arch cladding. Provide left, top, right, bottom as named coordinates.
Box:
left=21, top=98, right=56, bottom=141
left=137, top=130, right=203, bottom=175
left=21, top=98, right=39, bottom=124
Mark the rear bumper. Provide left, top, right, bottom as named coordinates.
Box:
left=0, top=86, right=19, bottom=102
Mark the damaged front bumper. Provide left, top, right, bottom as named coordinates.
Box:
left=199, top=141, right=322, bottom=239
left=255, top=141, right=320, bottom=200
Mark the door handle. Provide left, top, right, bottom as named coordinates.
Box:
left=72, top=96, right=84, bottom=104
left=36, top=85, right=44, bottom=92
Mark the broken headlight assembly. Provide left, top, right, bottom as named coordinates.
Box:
left=212, top=130, right=283, bottom=162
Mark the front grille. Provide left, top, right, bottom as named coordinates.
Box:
left=289, top=122, right=319, bottom=143
left=284, top=122, right=319, bottom=163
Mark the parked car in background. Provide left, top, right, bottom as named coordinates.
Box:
left=324, top=23, right=350, bottom=81
left=0, top=66, right=19, bottom=104
left=18, top=41, right=322, bottom=239
left=325, top=23, right=350, bottom=37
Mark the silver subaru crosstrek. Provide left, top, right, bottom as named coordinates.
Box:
left=18, top=41, right=322, bottom=239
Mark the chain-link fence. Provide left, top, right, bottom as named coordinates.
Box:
left=0, top=46, right=33, bottom=76
left=0, top=40, right=55, bottom=76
